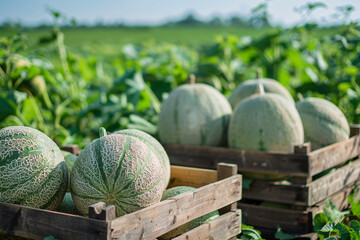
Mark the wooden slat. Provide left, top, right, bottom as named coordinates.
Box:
left=217, top=163, right=239, bottom=214
left=0, top=202, right=108, bottom=240
left=110, top=175, right=242, bottom=240
left=165, top=144, right=310, bottom=176
left=240, top=183, right=357, bottom=234
left=61, top=145, right=81, bottom=156
left=239, top=202, right=312, bottom=234
left=173, top=210, right=242, bottom=240
left=242, top=159, right=360, bottom=206
left=242, top=181, right=308, bottom=206
left=308, top=135, right=360, bottom=176
left=308, top=159, right=360, bottom=205
left=168, top=165, right=217, bottom=188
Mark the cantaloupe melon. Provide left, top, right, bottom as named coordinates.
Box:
left=229, top=78, right=294, bottom=109
left=0, top=126, right=68, bottom=210
left=296, top=97, right=350, bottom=150
left=61, top=150, right=77, bottom=192
left=158, top=83, right=232, bottom=146
left=71, top=128, right=164, bottom=217
left=159, top=186, right=220, bottom=240
left=112, top=129, right=170, bottom=190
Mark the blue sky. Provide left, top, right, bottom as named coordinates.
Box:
left=1, top=0, right=360, bottom=27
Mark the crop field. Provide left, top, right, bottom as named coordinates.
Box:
left=1, top=4, right=360, bottom=238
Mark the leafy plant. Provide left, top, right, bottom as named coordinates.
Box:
left=313, top=189, right=360, bottom=239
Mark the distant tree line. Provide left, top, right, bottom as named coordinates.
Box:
left=0, top=13, right=271, bottom=30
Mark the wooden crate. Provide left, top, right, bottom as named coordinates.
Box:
left=163, top=125, right=360, bottom=235
left=0, top=163, right=242, bottom=240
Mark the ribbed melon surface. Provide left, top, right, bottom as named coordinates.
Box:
left=62, top=150, right=77, bottom=192
left=229, top=78, right=294, bottom=109
left=158, top=83, right=232, bottom=146
left=228, top=93, right=304, bottom=153
left=0, top=126, right=67, bottom=210
left=296, top=97, right=350, bottom=150
left=113, top=129, right=170, bottom=190
left=159, top=186, right=220, bottom=240
left=71, top=134, right=164, bottom=217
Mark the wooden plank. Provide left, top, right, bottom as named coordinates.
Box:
left=110, top=175, right=242, bottom=240
left=242, top=181, right=309, bottom=206
left=173, top=210, right=242, bottom=240
left=0, top=202, right=109, bottom=240
left=168, top=165, right=217, bottom=188
left=308, top=135, right=360, bottom=176
left=239, top=183, right=357, bottom=234
left=217, top=163, right=239, bottom=214
left=308, top=159, right=360, bottom=205
left=61, top=145, right=81, bottom=155
left=165, top=144, right=310, bottom=176
left=239, top=202, right=312, bottom=234
left=89, top=202, right=116, bottom=222
left=243, top=159, right=360, bottom=206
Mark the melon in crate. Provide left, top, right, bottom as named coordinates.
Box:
left=56, top=192, right=80, bottom=215
left=61, top=150, right=77, bottom=192
left=159, top=186, right=220, bottom=240
left=296, top=97, right=350, bottom=150
left=112, top=129, right=170, bottom=190
left=71, top=128, right=164, bottom=217
left=0, top=126, right=68, bottom=210
left=229, top=78, right=294, bottom=109
left=158, top=82, right=232, bottom=147
left=228, top=85, right=304, bottom=179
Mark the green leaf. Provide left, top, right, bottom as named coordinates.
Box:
left=349, top=189, right=360, bottom=218
left=320, top=223, right=336, bottom=233
left=323, top=198, right=349, bottom=224
left=350, top=220, right=360, bottom=234
left=313, top=213, right=329, bottom=232
left=335, top=223, right=350, bottom=240
left=128, top=114, right=157, bottom=135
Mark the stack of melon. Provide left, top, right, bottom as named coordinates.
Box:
left=158, top=77, right=350, bottom=179
left=0, top=124, right=219, bottom=239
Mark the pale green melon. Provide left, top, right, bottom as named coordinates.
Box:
left=112, top=129, right=170, bottom=190
left=296, top=97, right=350, bottom=150
left=61, top=150, right=77, bottom=192
left=159, top=186, right=220, bottom=240
left=56, top=192, right=80, bottom=215
left=228, top=93, right=304, bottom=152
left=0, top=126, right=68, bottom=210
left=71, top=128, right=164, bottom=217
left=228, top=78, right=294, bottom=109
left=158, top=83, right=232, bottom=146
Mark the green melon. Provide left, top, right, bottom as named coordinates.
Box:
left=56, top=192, right=80, bottom=215
left=228, top=93, right=304, bottom=152
left=112, top=129, right=170, bottom=190
left=61, top=151, right=77, bottom=192
left=0, top=126, right=68, bottom=210
left=296, top=97, right=350, bottom=150
left=71, top=128, right=164, bottom=217
left=228, top=78, right=294, bottom=109
left=228, top=92, right=304, bottom=179
left=158, top=83, right=232, bottom=146
left=159, top=186, right=220, bottom=240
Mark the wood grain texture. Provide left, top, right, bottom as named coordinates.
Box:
left=308, top=159, right=360, bottom=205
left=0, top=202, right=109, bottom=240
left=165, top=134, right=360, bottom=178
left=110, top=175, right=242, bottom=240
left=168, top=165, right=217, bottom=188
left=308, top=135, right=360, bottom=176
left=165, top=144, right=310, bottom=176
left=172, top=210, right=242, bottom=240
left=240, top=183, right=357, bottom=234
left=217, top=163, right=239, bottom=214
left=61, top=144, right=81, bottom=155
